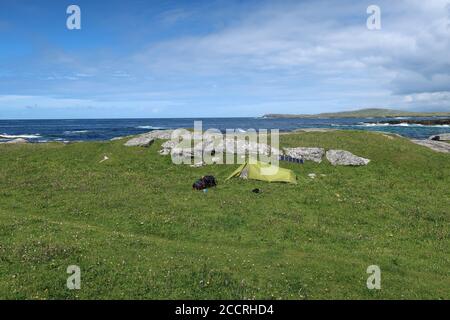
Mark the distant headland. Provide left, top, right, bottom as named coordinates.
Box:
left=262, top=108, right=450, bottom=119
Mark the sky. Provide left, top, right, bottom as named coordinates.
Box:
left=0, top=0, right=450, bottom=119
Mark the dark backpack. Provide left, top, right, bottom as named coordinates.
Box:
left=202, top=175, right=217, bottom=188
left=192, top=179, right=206, bottom=190
left=192, top=175, right=217, bottom=190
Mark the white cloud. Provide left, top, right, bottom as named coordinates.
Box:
left=3, top=0, right=450, bottom=116
left=404, top=91, right=450, bottom=103
left=132, top=0, right=450, bottom=110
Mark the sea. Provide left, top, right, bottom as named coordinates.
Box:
left=0, top=117, right=449, bottom=143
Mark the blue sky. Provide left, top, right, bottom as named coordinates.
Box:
left=1, top=0, right=450, bottom=119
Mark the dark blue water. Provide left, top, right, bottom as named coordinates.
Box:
left=1, top=117, right=449, bottom=142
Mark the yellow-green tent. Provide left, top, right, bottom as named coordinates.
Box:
left=226, top=160, right=297, bottom=184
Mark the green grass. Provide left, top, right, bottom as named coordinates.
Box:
left=0, top=131, right=449, bottom=299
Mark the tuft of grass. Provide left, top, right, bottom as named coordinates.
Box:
left=0, top=131, right=449, bottom=299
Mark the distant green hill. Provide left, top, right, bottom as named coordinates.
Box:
left=263, top=108, right=450, bottom=118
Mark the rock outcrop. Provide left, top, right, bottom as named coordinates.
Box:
left=326, top=150, right=370, bottom=166
left=159, top=137, right=280, bottom=158
left=2, top=138, right=29, bottom=144
left=124, top=130, right=174, bottom=147
left=111, top=136, right=127, bottom=141
left=159, top=140, right=177, bottom=155
left=124, top=136, right=155, bottom=147
left=222, top=139, right=280, bottom=156
left=283, top=147, right=325, bottom=163
left=411, top=140, right=450, bottom=153
left=429, top=133, right=450, bottom=141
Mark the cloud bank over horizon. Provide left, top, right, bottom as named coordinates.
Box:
left=0, top=0, right=449, bottom=118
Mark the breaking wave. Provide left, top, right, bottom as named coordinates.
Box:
left=136, top=126, right=166, bottom=130
left=0, top=133, right=41, bottom=139
left=63, top=130, right=90, bottom=134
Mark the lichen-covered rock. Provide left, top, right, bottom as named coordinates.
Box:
left=3, top=138, right=29, bottom=144
left=111, top=136, right=127, bottom=141
left=124, top=136, right=155, bottom=147
left=159, top=139, right=198, bottom=158
left=219, top=138, right=280, bottom=156
left=429, top=133, right=450, bottom=141
left=143, top=130, right=174, bottom=140
left=159, top=140, right=177, bottom=155
left=159, top=136, right=280, bottom=158
left=124, top=130, right=174, bottom=147
left=411, top=140, right=450, bottom=153
left=326, top=150, right=370, bottom=166
left=283, top=147, right=325, bottom=163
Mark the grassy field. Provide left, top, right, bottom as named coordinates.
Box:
left=0, top=130, right=449, bottom=299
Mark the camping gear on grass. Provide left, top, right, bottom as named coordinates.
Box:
left=279, top=154, right=304, bottom=164
left=226, top=161, right=297, bottom=184
left=193, top=175, right=217, bottom=190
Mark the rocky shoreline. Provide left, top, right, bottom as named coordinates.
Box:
left=122, top=130, right=372, bottom=166
left=429, top=133, right=450, bottom=141
left=410, top=140, right=450, bottom=153
left=373, top=118, right=450, bottom=126
left=2, top=128, right=449, bottom=154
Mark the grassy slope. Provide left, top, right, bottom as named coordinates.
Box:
left=263, top=108, right=450, bottom=118
left=0, top=131, right=449, bottom=299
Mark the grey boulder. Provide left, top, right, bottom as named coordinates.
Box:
left=326, top=150, right=370, bottom=166
left=3, top=138, right=29, bottom=144
left=219, top=138, right=280, bottom=156
left=411, top=140, right=450, bottom=153
left=159, top=136, right=280, bottom=158
left=159, top=140, right=177, bottom=155
left=283, top=147, right=325, bottom=163
left=124, top=130, right=174, bottom=147
left=124, top=136, right=155, bottom=147
left=429, top=133, right=450, bottom=141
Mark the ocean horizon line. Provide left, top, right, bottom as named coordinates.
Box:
left=0, top=116, right=263, bottom=121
